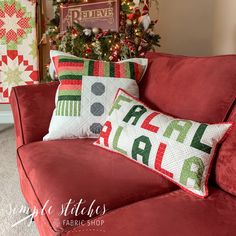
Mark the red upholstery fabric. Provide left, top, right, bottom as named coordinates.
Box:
left=17, top=139, right=177, bottom=233
left=10, top=53, right=236, bottom=236
left=140, top=53, right=236, bottom=123
left=10, top=82, right=59, bottom=148
left=17, top=157, right=58, bottom=236
left=215, top=104, right=236, bottom=196
left=68, top=188, right=236, bottom=236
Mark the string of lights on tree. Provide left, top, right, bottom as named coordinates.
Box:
left=46, top=0, right=160, bottom=62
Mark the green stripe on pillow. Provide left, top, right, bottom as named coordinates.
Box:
left=88, top=60, right=95, bottom=76
left=110, top=63, right=115, bottom=77
left=83, top=61, right=90, bottom=75
left=59, top=58, right=84, bottom=63
left=56, top=100, right=81, bottom=116
left=59, top=71, right=84, bottom=77
left=129, top=62, right=135, bottom=80
left=125, top=63, right=131, bottom=79
left=58, top=95, right=81, bottom=101
left=59, top=75, right=83, bottom=80
left=59, top=90, right=81, bottom=96
left=104, top=62, right=110, bottom=77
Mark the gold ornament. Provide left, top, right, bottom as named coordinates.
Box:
left=92, top=27, right=100, bottom=35
left=134, top=37, right=140, bottom=45
left=126, top=19, right=132, bottom=26
left=135, top=31, right=142, bottom=37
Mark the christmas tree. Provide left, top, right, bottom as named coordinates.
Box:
left=47, top=0, right=160, bottom=62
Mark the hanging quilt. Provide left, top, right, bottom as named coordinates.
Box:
left=0, top=0, right=39, bottom=103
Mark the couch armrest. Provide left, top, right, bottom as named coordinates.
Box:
left=10, top=82, right=59, bottom=148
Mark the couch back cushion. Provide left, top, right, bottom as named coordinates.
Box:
left=141, top=52, right=236, bottom=195
left=141, top=53, right=236, bottom=123
left=215, top=104, right=236, bottom=195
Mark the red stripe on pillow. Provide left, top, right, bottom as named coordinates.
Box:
left=115, top=63, right=120, bottom=78
left=60, top=80, right=82, bottom=85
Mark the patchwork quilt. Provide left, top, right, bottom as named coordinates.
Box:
left=0, top=0, right=38, bottom=103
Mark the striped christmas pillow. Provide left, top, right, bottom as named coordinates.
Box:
left=44, top=55, right=147, bottom=140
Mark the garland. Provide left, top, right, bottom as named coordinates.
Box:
left=46, top=0, right=160, bottom=62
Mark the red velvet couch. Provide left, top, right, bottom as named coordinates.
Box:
left=10, top=53, right=236, bottom=236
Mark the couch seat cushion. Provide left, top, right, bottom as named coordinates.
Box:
left=17, top=139, right=177, bottom=232
left=68, top=188, right=236, bottom=236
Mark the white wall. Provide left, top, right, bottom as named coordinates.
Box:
left=154, top=0, right=214, bottom=56
left=0, top=105, right=10, bottom=111
left=0, top=104, right=13, bottom=124
left=152, top=0, right=236, bottom=56
left=212, top=0, right=236, bottom=54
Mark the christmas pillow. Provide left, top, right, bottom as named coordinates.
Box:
left=43, top=56, right=147, bottom=140
left=49, top=50, right=76, bottom=80
left=94, top=89, right=233, bottom=197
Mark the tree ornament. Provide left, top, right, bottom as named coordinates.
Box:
left=85, top=48, right=92, bottom=54
left=83, top=28, right=92, bottom=36
left=139, top=1, right=151, bottom=30
left=134, top=37, right=140, bottom=45
left=72, top=28, right=78, bottom=36
left=134, top=8, right=141, bottom=18
left=142, top=1, right=149, bottom=15
left=139, top=14, right=151, bottom=30
left=126, top=19, right=133, bottom=26
left=92, top=27, right=100, bottom=35
left=135, top=31, right=142, bottom=37
left=128, top=13, right=135, bottom=20
left=147, top=29, right=155, bottom=36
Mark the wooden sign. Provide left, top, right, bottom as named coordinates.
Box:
left=60, top=0, right=120, bottom=32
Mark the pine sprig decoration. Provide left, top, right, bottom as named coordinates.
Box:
left=46, top=0, right=160, bottom=62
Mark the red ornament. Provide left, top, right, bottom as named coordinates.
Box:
left=142, top=3, right=149, bottom=16
left=128, top=14, right=135, bottom=20
left=85, top=48, right=92, bottom=54
left=103, top=31, right=109, bottom=36
left=96, top=31, right=109, bottom=39
left=134, top=8, right=141, bottom=17
left=72, top=28, right=79, bottom=36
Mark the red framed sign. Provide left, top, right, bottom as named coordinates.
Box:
left=60, top=0, right=120, bottom=32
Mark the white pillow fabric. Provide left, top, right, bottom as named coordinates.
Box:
left=44, top=55, right=148, bottom=140
left=94, top=89, right=233, bottom=197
